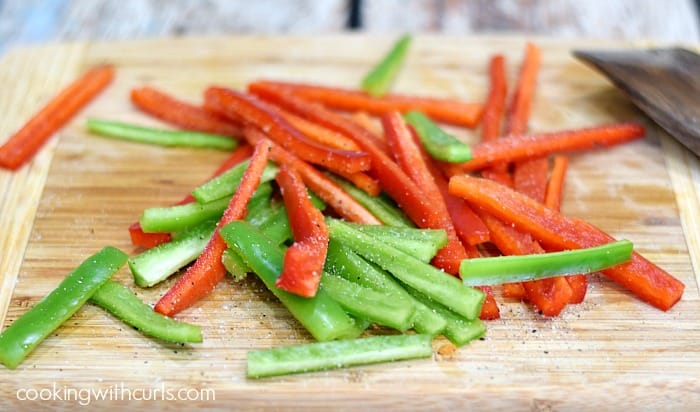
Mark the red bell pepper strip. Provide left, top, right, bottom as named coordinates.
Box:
left=204, top=87, right=371, bottom=175
left=0, top=65, right=115, bottom=170
left=154, top=139, right=273, bottom=316
left=274, top=165, right=330, bottom=297
left=457, top=123, right=646, bottom=172
left=448, top=175, right=686, bottom=311
left=131, top=86, right=242, bottom=137
left=475, top=286, right=500, bottom=320
left=128, top=144, right=254, bottom=248
left=275, top=107, right=361, bottom=151
left=244, top=126, right=380, bottom=225
left=249, top=80, right=483, bottom=128
left=506, top=42, right=541, bottom=136
left=502, top=282, right=527, bottom=299
left=382, top=111, right=467, bottom=274
left=331, top=169, right=381, bottom=196
left=249, top=82, right=464, bottom=271
left=479, top=54, right=511, bottom=183
left=543, top=155, right=588, bottom=304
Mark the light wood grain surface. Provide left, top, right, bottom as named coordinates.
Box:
left=0, top=35, right=699, bottom=410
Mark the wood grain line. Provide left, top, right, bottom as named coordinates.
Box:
left=0, top=43, right=87, bottom=326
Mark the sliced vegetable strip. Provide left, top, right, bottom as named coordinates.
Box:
left=249, top=80, right=483, bottom=127
left=457, top=123, right=646, bottom=172
left=507, top=43, right=541, bottom=136
left=244, top=125, right=380, bottom=225
left=249, top=84, right=462, bottom=271
left=90, top=280, right=202, bottom=343
left=275, top=165, right=330, bottom=298
left=204, top=87, right=371, bottom=174
left=276, top=107, right=360, bottom=151
left=247, top=334, right=433, bottom=378
left=543, top=155, right=588, bottom=304
left=404, top=110, right=472, bottom=162
left=361, top=35, right=412, bottom=97
left=220, top=221, right=359, bottom=341
left=449, top=175, right=685, bottom=311
left=87, top=119, right=238, bottom=150
left=382, top=111, right=467, bottom=274
left=0, top=65, right=114, bottom=170
left=154, top=139, right=273, bottom=316
left=0, top=246, right=127, bottom=369
left=131, top=86, right=242, bottom=137
left=481, top=55, right=508, bottom=144
left=330, top=175, right=413, bottom=227
left=460, top=240, right=633, bottom=286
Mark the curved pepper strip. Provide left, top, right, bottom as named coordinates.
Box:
left=154, top=139, right=272, bottom=316
left=275, top=165, right=330, bottom=298
left=448, top=175, right=685, bottom=311
left=204, top=87, right=371, bottom=175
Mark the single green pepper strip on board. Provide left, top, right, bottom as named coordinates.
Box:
left=220, top=220, right=360, bottom=341
left=320, top=273, right=416, bottom=331
left=404, top=110, right=472, bottom=162
left=90, top=280, right=202, bottom=343
left=361, top=35, right=412, bottom=97
left=0, top=246, right=128, bottom=369
left=330, top=175, right=414, bottom=227
left=328, top=219, right=484, bottom=320
left=247, top=333, right=433, bottom=378
left=325, top=240, right=447, bottom=336
left=87, top=118, right=238, bottom=150
left=460, top=240, right=634, bottom=286
left=192, top=161, right=279, bottom=204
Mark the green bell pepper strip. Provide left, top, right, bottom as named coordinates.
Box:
left=330, top=175, right=414, bottom=227
left=339, top=221, right=448, bottom=263
left=460, top=240, right=634, bottom=286
left=87, top=118, right=238, bottom=150
left=328, top=218, right=484, bottom=320
left=221, top=249, right=250, bottom=281
left=90, top=280, right=202, bottom=343
left=361, top=35, right=412, bottom=97
left=129, top=220, right=217, bottom=287
left=325, top=240, right=446, bottom=336
left=139, top=182, right=272, bottom=233
left=219, top=220, right=360, bottom=341
left=320, top=273, right=416, bottom=332
left=247, top=333, right=432, bottom=378
left=0, top=246, right=128, bottom=369
left=192, top=161, right=278, bottom=204
left=404, top=110, right=472, bottom=162
left=406, top=287, right=486, bottom=346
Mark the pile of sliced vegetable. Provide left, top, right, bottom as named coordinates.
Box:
left=0, top=37, right=685, bottom=377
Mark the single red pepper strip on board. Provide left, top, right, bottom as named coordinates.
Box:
left=448, top=175, right=686, bottom=311
left=128, top=144, right=254, bottom=248
left=457, top=123, right=646, bottom=172
left=475, top=286, right=500, bottom=320
left=543, top=155, right=588, bottom=304
left=248, top=82, right=456, bottom=260
left=154, top=139, right=273, bottom=316
left=275, top=165, right=330, bottom=298
left=204, top=87, right=371, bottom=175
left=244, top=126, right=381, bottom=225
left=480, top=54, right=511, bottom=183
left=249, top=80, right=483, bottom=128
left=382, top=111, right=467, bottom=274
left=0, top=65, right=115, bottom=170
left=131, top=86, right=242, bottom=138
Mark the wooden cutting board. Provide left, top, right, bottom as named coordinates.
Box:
left=0, top=35, right=698, bottom=410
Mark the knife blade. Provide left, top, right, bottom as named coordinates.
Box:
left=573, top=48, right=700, bottom=157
